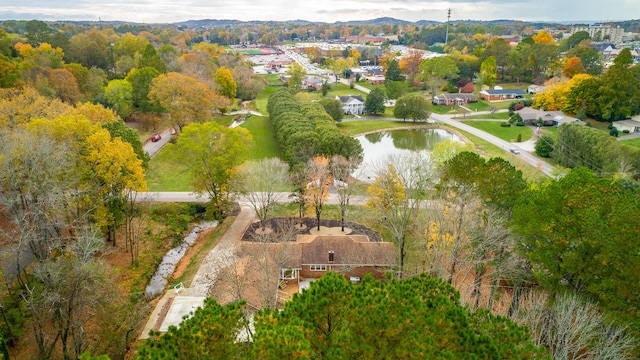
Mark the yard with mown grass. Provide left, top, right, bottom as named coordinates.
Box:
left=461, top=121, right=533, bottom=142
left=621, top=138, right=640, bottom=149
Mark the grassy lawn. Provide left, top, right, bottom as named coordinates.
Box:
left=442, top=125, right=549, bottom=183
left=257, top=74, right=284, bottom=86
left=583, top=119, right=612, bottom=132
left=325, top=83, right=368, bottom=97
left=462, top=121, right=533, bottom=142
left=337, top=119, right=426, bottom=136
left=146, top=114, right=281, bottom=191
left=620, top=138, right=640, bottom=149
left=253, top=86, right=279, bottom=114
left=240, top=115, right=281, bottom=159
left=455, top=112, right=510, bottom=120
left=354, top=82, right=385, bottom=92
left=539, top=126, right=558, bottom=137
left=146, top=145, right=193, bottom=191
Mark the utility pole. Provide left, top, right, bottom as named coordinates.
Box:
left=445, top=8, right=451, bottom=45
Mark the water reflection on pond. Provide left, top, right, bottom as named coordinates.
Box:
left=355, top=128, right=461, bottom=179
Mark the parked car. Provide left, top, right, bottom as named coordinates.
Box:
left=151, top=134, right=161, bottom=142
left=510, top=147, right=520, bottom=155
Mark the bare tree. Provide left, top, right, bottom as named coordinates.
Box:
left=329, top=155, right=358, bottom=232
left=124, top=190, right=151, bottom=265
left=304, top=156, right=332, bottom=231
left=24, top=227, right=113, bottom=360
left=237, top=158, right=290, bottom=230
left=515, top=291, right=638, bottom=360
left=366, top=153, right=434, bottom=278
left=249, top=219, right=297, bottom=309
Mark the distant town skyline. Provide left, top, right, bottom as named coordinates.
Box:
left=1, top=0, right=638, bottom=25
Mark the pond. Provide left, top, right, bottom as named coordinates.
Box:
left=355, top=128, right=461, bottom=179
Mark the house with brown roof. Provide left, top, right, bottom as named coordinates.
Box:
left=241, top=234, right=395, bottom=283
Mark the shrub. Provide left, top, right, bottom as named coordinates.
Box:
left=610, top=129, right=619, bottom=137
left=622, top=129, right=630, bottom=134
left=535, top=133, right=555, bottom=157
left=517, top=134, right=522, bottom=142
left=500, top=122, right=511, bottom=127
left=516, top=121, right=526, bottom=126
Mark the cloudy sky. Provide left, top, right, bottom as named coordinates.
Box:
left=1, top=0, right=639, bottom=24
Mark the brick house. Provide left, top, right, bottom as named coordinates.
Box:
left=479, top=89, right=527, bottom=101
left=432, top=93, right=477, bottom=106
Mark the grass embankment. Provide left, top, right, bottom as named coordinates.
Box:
left=621, top=138, right=640, bottom=149
left=462, top=121, right=534, bottom=142
left=337, top=119, right=426, bottom=136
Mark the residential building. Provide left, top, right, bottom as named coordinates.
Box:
left=479, top=89, right=527, bottom=101
left=517, top=107, right=585, bottom=126
left=571, top=24, right=624, bottom=44
left=432, top=93, right=477, bottom=106
left=337, top=95, right=366, bottom=115
left=613, top=119, right=640, bottom=133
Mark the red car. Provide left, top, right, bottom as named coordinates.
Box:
left=150, top=134, right=161, bottom=142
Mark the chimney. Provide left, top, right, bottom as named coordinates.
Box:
left=328, top=250, right=334, bottom=262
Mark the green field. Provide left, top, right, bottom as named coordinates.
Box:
left=455, top=112, right=510, bottom=120
left=240, top=115, right=281, bottom=159
left=620, top=138, right=640, bottom=149
left=462, top=121, right=533, bottom=142
left=145, top=145, right=193, bottom=191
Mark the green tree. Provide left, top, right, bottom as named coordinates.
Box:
left=364, top=88, right=385, bottom=114
left=534, top=133, right=555, bottom=158
left=419, top=56, right=459, bottom=95
left=256, top=273, right=546, bottom=359
left=319, top=98, right=344, bottom=122
left=512, top=168, right=640, bottom=333
left=384, top=58, right=404, bottom=83
left=286, top=62, right=306, bottom=93
left=125, top=66, right=161, bottom=113
left=479, top=56, right=497, bottom=87
left=385, top=80, right=408, bottom=100
left=137, top=44, right=166, bottom=74
left=393, top=93, right=431, bottom=122
left=103, top=79, right=134, bottom=119
left=172, top=121, right=253, bottom=219
left=134, top=299, right=247, bottom=359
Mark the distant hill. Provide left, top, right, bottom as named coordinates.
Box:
left=334, top=17, right=412, bottom=26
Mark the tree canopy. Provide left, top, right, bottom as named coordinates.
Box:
left=134, top=273, right=546, bottom=359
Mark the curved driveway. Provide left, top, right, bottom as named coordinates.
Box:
left=431, top=113, right=557, bottom=178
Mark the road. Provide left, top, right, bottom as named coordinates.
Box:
left=431, top=113, right=557, bottom=177
left=144, top=128, right=173, bottom=157
left=138, top=191, right=369, bottom=205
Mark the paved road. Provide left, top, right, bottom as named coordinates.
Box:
left=138, top=191, right=369, bottom=205
left=432, top=113, right=557, bottom=177
left=144, top=128, right=173, bottom=157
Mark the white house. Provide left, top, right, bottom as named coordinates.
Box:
left=613, top=119, right=640, bottom=133
left=337, top=95, right=365, bottom=115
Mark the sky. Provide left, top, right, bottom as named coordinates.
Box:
left=1, top=0, right=639, bottom=24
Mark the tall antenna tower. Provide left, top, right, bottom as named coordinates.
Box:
left=445, top=8, right=451, bottom=45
